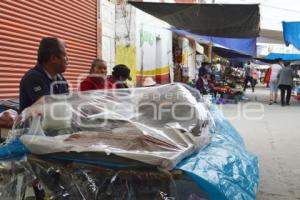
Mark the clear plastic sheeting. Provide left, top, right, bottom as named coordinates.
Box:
left=24, top=155, right=209, bottom=200
left=0, top=83, right=259, bottom=200
left=177, top=105, right=259, bottom=200
left=11, top=83, right=212, bottom=170
left=0, top=160, right=30, bottom=200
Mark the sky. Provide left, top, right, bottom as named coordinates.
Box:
left=211, top=0, right=300, bottom=31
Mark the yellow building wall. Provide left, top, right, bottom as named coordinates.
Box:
left=115, top=45, right=137, bottom=83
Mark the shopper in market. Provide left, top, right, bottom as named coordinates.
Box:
left=79, top=59, right=113, bottom=91
left=207, top=74, right=217, bottom=98
left=198, top=61, right=209, bottom=76
left=264, top=67, right=271, bottom=87
left=251, top=67, right=259, bottom=92
left=196, top=70, right=209, bottom=95
left=243, top=61, right=254, bottom=92
left=108, top=64, right=132, bottom=88
left=268, top=59, right=283, bottom=105
left=277, top=61, right=295, bottom=106
left=19, top=37, right=69, bottom=113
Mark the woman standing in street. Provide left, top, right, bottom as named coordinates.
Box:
left=277, top=62, right=294, bottom=106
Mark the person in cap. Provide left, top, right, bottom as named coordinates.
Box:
left=79, top=59, right=113, bottom=91
left=108, top=64, right=131, bottom=88
left=142, top=77, right=157, bottom=87
left=19, top=37, right=69, bottom=113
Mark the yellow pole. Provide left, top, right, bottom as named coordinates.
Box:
left=208, top=43, right=213, bottom=63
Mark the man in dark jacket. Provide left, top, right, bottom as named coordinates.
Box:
left=19, top=37, right=69, bottom=112
left=277, top=62, right=295, bottom=106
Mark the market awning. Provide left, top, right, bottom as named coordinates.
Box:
left=212, top=46, right=253, bottom=59
left=128, top=2, right=260, bottom=38
left=170, top=28, right=257, bottom=56
left=283, top=21, right=300, bottom=50
left=258, top=29, right=284, bottom=44
left=264, top=53, right=300, bottom=61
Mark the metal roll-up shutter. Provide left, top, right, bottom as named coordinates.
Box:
left=0, top=0, right=98, bottom=100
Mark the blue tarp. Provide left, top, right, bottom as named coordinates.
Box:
left=177, top=105, right=259, bottom=200
left=170, top=28, right=257, bottom=57
left=0, top=138, right=29, bottom=161
left=264, top=52, right=300, bottom=61
left=0, top=106, right=259, bottom=200
left=283, top=21, right=300, bottom=51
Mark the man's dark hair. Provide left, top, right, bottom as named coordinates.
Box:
left=37, top=37, right=63, bottom=64
left=284, top=61, right=290, bottom=67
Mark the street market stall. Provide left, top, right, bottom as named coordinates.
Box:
left=0, top=83, right=259, bottom=200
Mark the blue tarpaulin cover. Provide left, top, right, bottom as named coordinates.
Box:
left=264, top=52, right=300, bottom=61
left=177, top=105, right=259, bottom=200
left=283, top=21, right=300, bottom=51
left=0, top=106, right=259, bottom=200
left=0, top=138, right=29, bottom=161
left=170, top=28, right=257, bottom=57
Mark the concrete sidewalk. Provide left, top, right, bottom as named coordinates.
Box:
left=220, top=87, right=300, bottom=200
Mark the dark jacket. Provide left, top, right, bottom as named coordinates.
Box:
left=277, top=66, right=294, bottom=86
left=19, top=65, right=69, bottom=113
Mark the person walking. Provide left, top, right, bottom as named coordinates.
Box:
left=251, top=68, right=259, bottom=92
left=268, top=59, right=282, bottom=105
left=243, top=61, right=254, bottom=92
left=264, top=67, right=272, bottom=87
left=277, top=62, right=295, bottom=106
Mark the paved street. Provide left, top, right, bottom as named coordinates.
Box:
left=221, top=87, right=300, bottom=200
